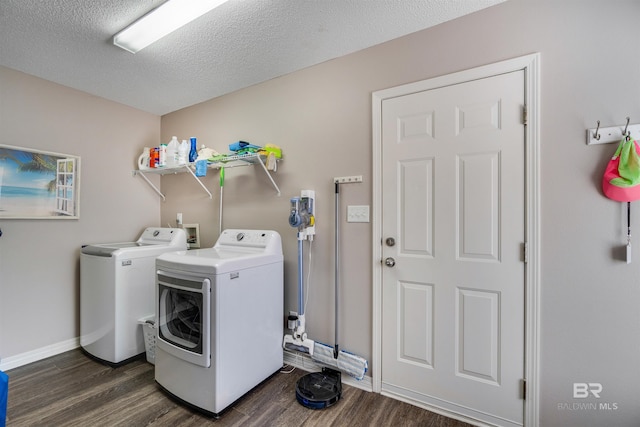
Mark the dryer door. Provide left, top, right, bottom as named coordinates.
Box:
left=157, top=272, right=211, bottom=368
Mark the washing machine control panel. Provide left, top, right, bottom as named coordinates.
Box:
left=137, top=227, right=188, bottom=246
left=216, top=229, right=278, bottom=249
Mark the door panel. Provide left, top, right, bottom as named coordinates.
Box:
left=400, top=159, right=434, bottom=256
left=457, top=152, right=499, bottom=261
left=457, top=287, right=500, bottom=383
left=381, top=70, right=525, bottom=426
left=398, top=280, right=434, bottom=367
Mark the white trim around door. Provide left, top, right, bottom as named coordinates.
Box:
left=371, top=53, right=541, bottom=427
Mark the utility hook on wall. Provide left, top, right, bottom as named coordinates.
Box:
left=623, top=117, right=631, bottom=140
left=592, top=120, right=601, bottom=141
left=587, top=117, right=640, bottom=145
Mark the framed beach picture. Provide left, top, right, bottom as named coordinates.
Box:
left=0, top=145, right=80, bottom=219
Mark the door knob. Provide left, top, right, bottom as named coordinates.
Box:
left=385, top=257, right=396, bottom=267
left=385, top=237, right=395, bottom=247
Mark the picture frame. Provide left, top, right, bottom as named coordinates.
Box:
left=0, top=144, right=80, bottom=219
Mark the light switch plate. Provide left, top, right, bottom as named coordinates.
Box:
left=347, top=205, right=369, bottom=223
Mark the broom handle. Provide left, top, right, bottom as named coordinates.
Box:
left=334, top=182, right=340, bottom=358
left=219, top=167, right=225, bottom=235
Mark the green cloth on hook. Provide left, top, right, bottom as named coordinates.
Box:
left=611, top=138, right=640, bottom=187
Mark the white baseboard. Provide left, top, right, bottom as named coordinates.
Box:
left=0, top=338, right=80, bottom=372
left=283, top=350, right=373, bottom=392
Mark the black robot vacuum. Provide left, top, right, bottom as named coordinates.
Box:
left=295, top=367, right=342, bottom=409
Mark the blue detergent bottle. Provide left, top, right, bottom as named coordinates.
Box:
left=189, top=137, right=198, bottom=163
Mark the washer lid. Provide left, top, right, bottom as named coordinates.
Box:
left=81, top=228, right=188, bottom=257
left=156, top=247, right=283, bottom=274
left=81, top=242, right=144, bottom=257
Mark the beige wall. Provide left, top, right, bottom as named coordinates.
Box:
left=160, top=1, right=640, bottom=425
left=0, top=66, right=161, bottom=362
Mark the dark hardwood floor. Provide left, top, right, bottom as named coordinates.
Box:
left=5, top=349, right=472, bottom=426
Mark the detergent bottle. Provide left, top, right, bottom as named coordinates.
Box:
left=158, top=143, right=167, bottom=167
left=138, top=147, right=151, bottom=170
left=178, top=140, right=189, bottom=165
left=189, top=137, right=198, bottom=163
left=166, top=136, right=179, bottom=167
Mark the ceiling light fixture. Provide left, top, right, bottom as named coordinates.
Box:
left=113, top=0, right=230, bottom=53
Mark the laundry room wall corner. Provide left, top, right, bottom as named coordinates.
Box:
left=0, top=66, right=161, bottom=369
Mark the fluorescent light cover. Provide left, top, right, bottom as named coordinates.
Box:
left=113, top=0, right=229, bottom=53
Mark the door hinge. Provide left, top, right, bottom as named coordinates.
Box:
left=524, top=242, right=528, bottom=263
left=522, top=379, right=527, bottom=400
left=522, top=105, right=528, bottom=125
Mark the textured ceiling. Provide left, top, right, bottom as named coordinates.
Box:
left=0, top=0, right=505, bottom=115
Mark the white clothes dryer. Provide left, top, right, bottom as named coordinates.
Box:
left=154, top=229, right=283, bottom=416
left=80, top=227, right=187, bottom=365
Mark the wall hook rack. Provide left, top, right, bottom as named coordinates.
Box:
left=587, top=117, right=640, bottom=145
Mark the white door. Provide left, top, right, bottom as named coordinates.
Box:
left=381, top=70, right=525, bottom=426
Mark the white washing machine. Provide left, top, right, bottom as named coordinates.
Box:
left=154, top=229, right=283, bottom=416
left=80, top=227, right=187, bottom=365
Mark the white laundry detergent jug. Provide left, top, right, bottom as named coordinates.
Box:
left=166, top=136, right=179, bottom=167
left=138, top=147, right=151, bottom=170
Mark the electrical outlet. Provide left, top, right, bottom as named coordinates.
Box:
left=347, top=205, right=370, bottom=223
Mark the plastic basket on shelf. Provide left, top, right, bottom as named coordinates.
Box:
left=138, top=316, right=156, bottom=365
